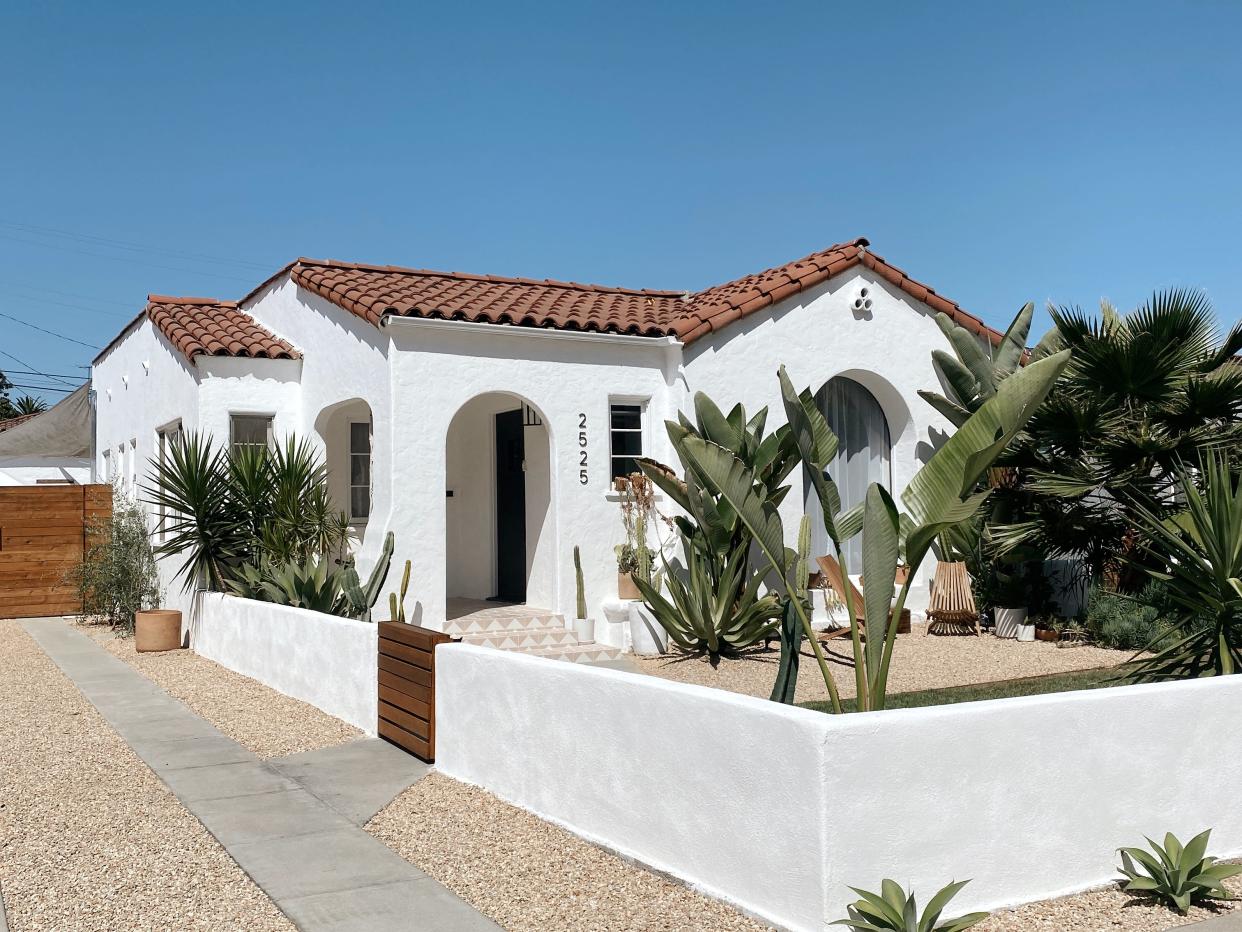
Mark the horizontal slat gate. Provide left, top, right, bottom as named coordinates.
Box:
left=0, top=484, right=111, bottom=618
left=377, top=622, right=454, bottom=762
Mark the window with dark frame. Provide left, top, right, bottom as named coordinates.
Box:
left=229, top=414, right=273, bottom=453
left=609, top=403, right=644, bottom=480
left=349, top=421, right=371, bottom=522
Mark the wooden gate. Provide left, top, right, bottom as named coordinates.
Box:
left=377, top=622, right=454, bottom=762
left=0, top=484, right=111, bottom=618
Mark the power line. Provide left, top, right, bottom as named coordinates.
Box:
left=6, top=382, right=76, bottom=393
left=0, top=309, right=101, bottom=349
left=0, top=366, right=81, bottom=379
left=0, top=348, right=80, bottom=387
left=0, top=220, right=274, bottom=272
left=0, top=232, right=259, bottom=286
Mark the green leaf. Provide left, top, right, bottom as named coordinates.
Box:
left=994, top=303, right=1034, bottom=378
left=918, top=390, right=972, bottom=427
left=861, top=484, right=900, bottom=681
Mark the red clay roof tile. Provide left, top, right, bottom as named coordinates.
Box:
left=146, top=296, right=300, bottom=362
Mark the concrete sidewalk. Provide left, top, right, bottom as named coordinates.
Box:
left=21, top=618, right=497, bottom=932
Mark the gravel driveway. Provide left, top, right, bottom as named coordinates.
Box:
left=0, top=619, right=292, bottom=932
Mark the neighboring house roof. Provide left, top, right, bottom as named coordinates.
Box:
left=146, top=296, right=300, bottom=361
left=97, top=238, right=1006, bottom=365
left=0, top=412, right=41, bottom=433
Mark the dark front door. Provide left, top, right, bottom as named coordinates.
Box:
left=494, top=409, right=526, bottom=603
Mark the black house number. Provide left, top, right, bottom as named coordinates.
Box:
left=577, top=413, right=589, bottom=484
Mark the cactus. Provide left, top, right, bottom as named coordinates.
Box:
left=770, top=516, right=811, bottom=704
left=388, top=559, right=411, bottom=623
left=340, top=531, right=394, bottom=622
left=573, top=545, right=587, bottom=619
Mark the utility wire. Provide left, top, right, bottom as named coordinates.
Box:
left=6, top=382, right=76, bottom=393
left=0, top=233, right=258, bottom=286
left=0, top=366, right=82, bottom=379
left=0, top=348, right=80, bottom=387
left=0, top=309, right=100, bottom=349
left=0, top=220, right=273, bottom=272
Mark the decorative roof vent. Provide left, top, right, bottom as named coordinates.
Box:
left=853, top=286, right=874, bottom=314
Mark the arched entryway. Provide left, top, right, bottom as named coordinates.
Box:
left=804, top=376, right=892, bottom=567
left=444, top=392, right=555, bottom=612
left=314, top=397, right=375, bottom=546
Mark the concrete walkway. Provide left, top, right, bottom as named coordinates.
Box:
left=21, top=618, right=498, bottom=932
left=1175, top=914, right=1242, bottom=929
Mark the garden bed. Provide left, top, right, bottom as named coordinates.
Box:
left=635, top=627, right=1130, bottom=705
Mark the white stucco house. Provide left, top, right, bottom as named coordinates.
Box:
left=91, top=237, right=1007, bottom=647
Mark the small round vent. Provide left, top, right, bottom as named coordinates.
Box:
left=853, top=286, right=873, bottom=312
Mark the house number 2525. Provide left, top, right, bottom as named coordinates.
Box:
left=577, top=413, right=589, bottom=485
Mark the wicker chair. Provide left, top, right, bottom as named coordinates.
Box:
left=926, top=560, right=981, bottom=636
left=815, top=555, right=911, bottom=640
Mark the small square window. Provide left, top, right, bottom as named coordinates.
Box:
left=230, top=415, right=273, bottom=453
left=609, top=402, right=645, bottom=480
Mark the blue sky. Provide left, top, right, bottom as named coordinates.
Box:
left=2, top=1, right=1240, bottom=404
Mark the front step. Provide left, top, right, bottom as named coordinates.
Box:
left=528, top=642, right=625, bottom=664
left=459, top=627, right=578, bottom=650
left=443, top=612, right=565, bottom=636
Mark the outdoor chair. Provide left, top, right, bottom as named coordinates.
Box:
left=926, top=560, right=981, bottom=636
left=814, top=555, right=911, bottom=641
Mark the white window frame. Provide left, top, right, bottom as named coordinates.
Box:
left=156, top=420, right=183, bottom=541
left=229, top=413, right=274, bottom=453
left=348, top=419, right=372, bottom=524
left=608, top=398, right=647, bottom=482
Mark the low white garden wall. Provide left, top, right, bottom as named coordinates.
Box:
left=435, top=644, right=1242, bottom=931
left=192, top=593, right=378, bottom=733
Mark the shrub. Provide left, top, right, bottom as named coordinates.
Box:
left=1118, top=829, right=1242, bottom=914
left=65, top=485, right=162, bottom=635
left=1085, top=584, right=1167, bottom=651
left=835, top=879, right=988, bottom=931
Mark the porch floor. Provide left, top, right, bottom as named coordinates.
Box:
left=445, top=598, right=554, bottom=622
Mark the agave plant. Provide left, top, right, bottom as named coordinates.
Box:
left=1124, top=453, right=1242, bottom=680
left=254, top=556, right=348, bottom=615
left=835, top=879, right=988, bottom=932
left=666, top=350, right=1069, bottom=711
left=1118, top=829, right=1242, bottom=914
left=634, top=393, right=797, bottom=662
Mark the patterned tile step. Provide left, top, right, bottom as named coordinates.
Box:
left=458, top=627, right=577, bottom=649
left=443, top=613, right=564, bottom=636
left=527, top=643, right=625, bottom=664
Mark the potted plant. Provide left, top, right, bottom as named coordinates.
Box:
left=1034, top=615, right=1060, bottom=642
left=991, top=560, right=1037, bottom=640
left=571, top=545, right=595, bottom=642
left=615, top=474, right=654, bottom=600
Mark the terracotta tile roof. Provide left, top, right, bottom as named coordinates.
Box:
left=671, top=238, right=1003, bottom=346
left=0, top=412, right=40, bottom=433
left=277, top=240, right=1004, bottom=348
left=288, top=260, right=687, bottom=337
left=146, top=295, right=300, bottom=361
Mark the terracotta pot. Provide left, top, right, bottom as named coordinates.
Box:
left=1035, top=628, right=1060, bottom=642
left=135, top=609, right=183, bottom=652
left=894, top=565, right=911, bottom=585
left=617, top=572, right=641, bottom=600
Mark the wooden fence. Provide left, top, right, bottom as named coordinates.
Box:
left=377, top=622, right=455, bottom=762
left=0, top=484, right=111, bottom=618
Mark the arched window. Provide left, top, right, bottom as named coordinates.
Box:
left=804, top=377, right=892, bottom=568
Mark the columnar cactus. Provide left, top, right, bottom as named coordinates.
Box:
left=573, top=545, right=587, bottom=619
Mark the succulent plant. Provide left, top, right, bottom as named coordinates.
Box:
left=573, top=545, right=587, bottom=619
left=1118, top=829, right=1242, bottom=914
left=340, top=531, right=394, bottom=621
left=835, top=879, right=988, bottom=932
left=388, top=558, right=411, bottom=624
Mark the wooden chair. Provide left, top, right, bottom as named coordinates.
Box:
left=926, top=560, right=981, bottom=636
left=815, top=555, right=911, bottom=640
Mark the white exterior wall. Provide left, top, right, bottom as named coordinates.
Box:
left=681, top=267, right=964, bottom=608
left=437, top=643, right=1242, bottom=931
left=384, top=319, right=680, bottom=635
left=0, top=458, right=91, bottom=485
left=192, top=592, right=378, bottom=731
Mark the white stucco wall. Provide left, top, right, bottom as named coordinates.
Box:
left=192, top=592, right=378, bottom=732
left=436, top=644, right=1242, bottom=931
left=0, top=458, right=91, bottom=485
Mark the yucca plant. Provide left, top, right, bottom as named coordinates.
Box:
left=1124, top=453, right=1242, bottom=681
left=1118, top=829, right=1242, bottom=914
left=835, top=879, right=988, bottom=932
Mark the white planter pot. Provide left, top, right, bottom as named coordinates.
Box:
left=628, top=604, right=668, bottom=656
left=1016, top=622, right=1037, bottom=642
left=994, top=606, right=1028, bottom=639
left=573, top=616, right=596, bottom=644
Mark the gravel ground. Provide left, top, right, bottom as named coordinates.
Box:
left=81, top=622, right=360, bottom=759
left=368, top=772, right=770, bottom=931
left=636, top=626, right=1129, bottom=704
left=0, top=619, right=293, bottom=932
left=976, top=871, right=1242, bottom=930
